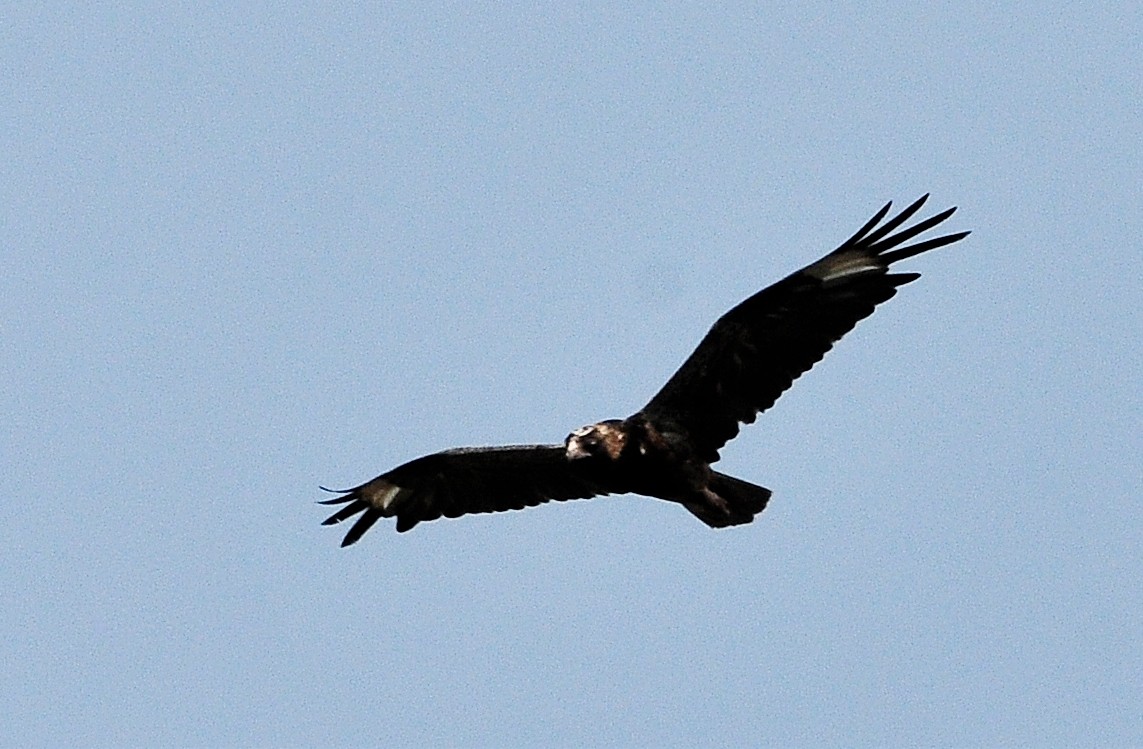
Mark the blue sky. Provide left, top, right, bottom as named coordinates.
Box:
left=3, top=3, right=1140, bottom=746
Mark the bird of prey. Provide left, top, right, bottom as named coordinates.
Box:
left=321, top=195, right=968, bottom=546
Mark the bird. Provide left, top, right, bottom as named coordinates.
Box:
left=320, top=195, right=968, bottom=546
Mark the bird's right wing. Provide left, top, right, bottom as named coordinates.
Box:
left=319, top=444, right=616, bottom=544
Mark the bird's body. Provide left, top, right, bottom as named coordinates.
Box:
left=321, top=195, right=969, bottom=545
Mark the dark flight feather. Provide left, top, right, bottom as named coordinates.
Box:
left=321, top=196, right=968, bottom=544
left=320, top=445, right=617, bottom=544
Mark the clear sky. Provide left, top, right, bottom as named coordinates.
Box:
left=3, top=3, right=1140, bottom=746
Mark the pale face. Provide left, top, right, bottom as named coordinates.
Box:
left=564, top=421, right=625, bottom=461
left=565, top=424, right=601, bottom=460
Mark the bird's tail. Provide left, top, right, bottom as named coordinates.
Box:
left=684, top=472, right=772, bottom=528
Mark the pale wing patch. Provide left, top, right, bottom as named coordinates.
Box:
left=805, top=251, right=885, bottom=282
left=360, top=478, right=408, bottom=511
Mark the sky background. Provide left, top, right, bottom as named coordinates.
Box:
left=3, top=3, right=1141, bottom=746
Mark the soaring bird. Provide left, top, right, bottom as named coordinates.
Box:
left=321, top=195, right=968, bottom=545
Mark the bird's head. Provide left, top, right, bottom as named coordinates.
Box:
left=565, top=420, right=627, bottom=461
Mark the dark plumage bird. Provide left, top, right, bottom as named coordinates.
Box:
left=321, top=195, right=968, bottom=545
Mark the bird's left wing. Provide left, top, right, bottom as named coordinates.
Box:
left=640, top=195, right=969, bottom=462
left=319, top=444, right=615, bottom=545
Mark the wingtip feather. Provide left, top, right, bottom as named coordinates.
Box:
left=341, top=508, right=383, bottom=546
left=880, top=229, right=970, bottom=264
left=838, top=200, right=893, bottom=250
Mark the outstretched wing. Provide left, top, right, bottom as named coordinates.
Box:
left=319, top=445, right=615, bottom=545
left=640, top=195, right=969, bottom=463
